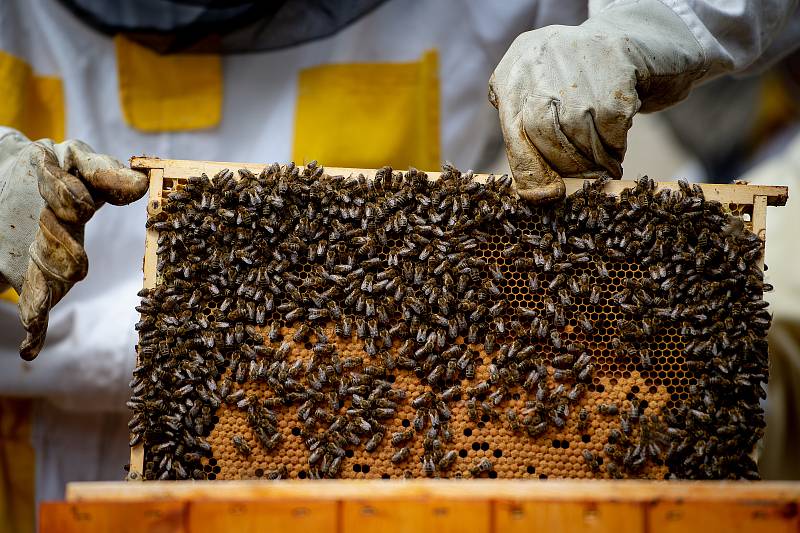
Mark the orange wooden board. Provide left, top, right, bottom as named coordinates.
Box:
left=341, top=499, right=491, bottom=533
left=187, top=500, right=336, bottom=533
left=496, top=500, right=645, bottom=533
left=41, top=487, right=800, bottom=533
left=649, top=501, right=799, bottom=533
left=39, top=501, right=185, bottom=533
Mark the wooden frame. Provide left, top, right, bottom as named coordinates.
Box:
left=42, top=480, right=800, bottom=533
left=127, top=157, right=788, bottom=480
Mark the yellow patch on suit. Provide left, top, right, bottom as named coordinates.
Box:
left=0, top=288, right=18, bottom=304
left=0, top=399, right=34, bottom=533
left=0, top=49, right=60, bottom=533
left=751, top=72, right=800, bottom=150
left=293, top=50, right=440, bottom=170
left=0, top=50, right=65, bottom=143
left=115, top=36, right=223, bottom=132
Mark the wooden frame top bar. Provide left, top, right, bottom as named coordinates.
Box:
left=67, top=479, right=800, bottom=502
left=130, top=157, right=788, bottom=207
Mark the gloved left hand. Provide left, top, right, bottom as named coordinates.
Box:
left=0, top=129, right=148, bottom=360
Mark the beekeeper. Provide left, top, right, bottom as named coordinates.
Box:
left=0, top=0, right=797, bottom=531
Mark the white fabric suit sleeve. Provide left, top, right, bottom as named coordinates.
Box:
left=590, top=0, right=800, bottom=83
left=0, top=272, right=142, bottom=412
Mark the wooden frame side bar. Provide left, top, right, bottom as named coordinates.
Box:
left=129, top=166, right=163, bottom=480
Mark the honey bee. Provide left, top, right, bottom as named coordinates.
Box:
left=422, top=455, right=436, bottom=477
left=488, top=301, right=506, bottom=318
left=577, top=313, right=593, bottom=333
left=582, top=450, right=600, bottom=472
left=470, top=458, right=492, bottom=477
left=689, top=409, right=712, bottom=424
left=391, top=447, right=411, bottom=464
left=411, top=391, right=434, bottom=410
left=506, top=408, right=521, bottom=432
left=466, top=398, right=479, bottom=420
left=365, top=432, right=384, bottom=453
left=606, top=462, right=623, bottom=479
left=268, top=321, right=281, bottom=342
left=549, top=330, right=562, bottom=350
left=620, top=414, right=632, bottom=435
left=484, top=334, right=497, bottom=354
left=567, top=383, right=585, bottom=401
left=552, top=354, right=575, bottom=368
left=629, top=398, right=642, bottom=423
left=438, top=450, right=457, bottom=471
left=577, top=408, right=589, bottom=432
left=598, top=403, right=619, bottom=416
left=232, top=435, right=251, bottom=457
left=391, top=429, right=414, bottom=447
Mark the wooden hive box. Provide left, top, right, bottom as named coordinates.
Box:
left=44, top=479, right=800, bottom=533
left=128, top=157, right=787, bottom=483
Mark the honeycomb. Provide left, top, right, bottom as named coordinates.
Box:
left=726, top=203, right=754, bottom=232
left=133, top=166, right=768, bottom=482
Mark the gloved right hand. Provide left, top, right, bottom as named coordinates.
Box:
left=0, top=129, right=148, bottom=360
left=489, top=0, right=706, bottom=203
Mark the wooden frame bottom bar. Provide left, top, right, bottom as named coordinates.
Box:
left=42, top=480, right=800, bottom=533
left=65, top=479, right=800, bottom=502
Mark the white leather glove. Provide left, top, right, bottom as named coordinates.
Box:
left=0, top=128, right=148, bottom=360
left=489, top=0, right=706, bottom=203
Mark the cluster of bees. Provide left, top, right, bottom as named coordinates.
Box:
left=131, top=161, right=769, bottom=481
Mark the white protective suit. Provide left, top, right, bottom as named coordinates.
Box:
left=0, top=0, right=797, bottom=512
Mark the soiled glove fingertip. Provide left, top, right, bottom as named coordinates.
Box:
left=516, top=179, right=566, bottom=205
left=19, top=333, right=45, bottom=361
left=18, top=302, right=47, bottom=360
left=92, top=168, right=149, bottom=206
